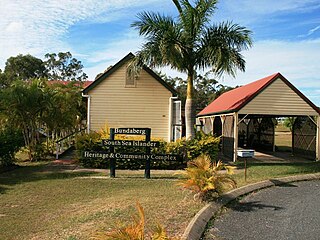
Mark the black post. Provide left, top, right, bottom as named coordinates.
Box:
left=109, top=128, right=116, bottom=178
left=144, top=128, right=151, bottom=179
left=244, top=158, right=247, bottom=182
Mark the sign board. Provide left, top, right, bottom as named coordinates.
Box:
left=83, top=151, right=181, bottom=161
left=102, top=140, right=160, bottom=147
left=237, top=149, right=255, bottom=158
left=83, top=127, right=181, bottom=178
left=113, top=128, right=150, bottom=135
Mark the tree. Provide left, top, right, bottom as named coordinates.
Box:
left=160, top=71, right=237, bottom=114
left=0, top=69, right=10, bottom=88
left=0, top=79, right=85, bottom=161
left=131, top=0, right=252, bottom=138
left=0, top=79, right=51, bottom=160
left=44, top=52, right=88, bottom=81
left=4, top=54, right=46, bottom=81
left=283, top=117, right=296, bottom=132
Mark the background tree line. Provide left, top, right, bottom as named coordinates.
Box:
left=159, top=70, right=236, bottom=112
left=0, top=52, right=87, bottom=164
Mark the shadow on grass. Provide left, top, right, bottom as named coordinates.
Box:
left=0, top=163, right=98, bottom=194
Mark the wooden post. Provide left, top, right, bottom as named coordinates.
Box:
left=109, top=128, right=116, bottom=178
left=233, top=113, right=239, bottom=162
left=145, top=128, right=151, bottom=179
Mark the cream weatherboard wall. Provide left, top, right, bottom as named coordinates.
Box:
left=239, top=77, right=319, bottom=116
left=88, top=64, right=172, bottom=140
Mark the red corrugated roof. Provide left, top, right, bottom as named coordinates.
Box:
left=197, top=73, right=281, bottom=116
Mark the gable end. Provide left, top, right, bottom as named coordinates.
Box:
left=83, top=53, right=177, bottom=96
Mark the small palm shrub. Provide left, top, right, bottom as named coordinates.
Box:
left=176, top=155, right=236, bottom=200
left=93, top=202, right=178, bottom=240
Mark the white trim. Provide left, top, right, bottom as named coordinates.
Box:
left=82, top=93, right=91, bottom=133
left=168, top=96, right=178, bottom=142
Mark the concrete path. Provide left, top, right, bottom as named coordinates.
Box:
left=203, top=180, right=320, bottom=240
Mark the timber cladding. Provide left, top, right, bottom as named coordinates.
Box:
left=240, top=77, right=319, bottom=116
left=88, top=63, right=172, bottom=140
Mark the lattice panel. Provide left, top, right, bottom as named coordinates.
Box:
left=293, top=117, right=316, bottom=159
left=222, top=115, right=234, bottom=159
left=246, top=118, right=274, bottom=151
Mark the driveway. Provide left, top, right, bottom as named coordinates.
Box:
left=203, top=180, right=320, bottom=240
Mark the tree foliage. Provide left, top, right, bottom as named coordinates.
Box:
left=44, top=52, right=88, bottom=81
left=0, top=79, right=85, bottom=161
left=160, top=71, right=236, bottom=111
left=0, top=126, right=24, bottom=166
left=3, top=54, right=46, bottom=82
left=131, top=0, right=252, bottom=138
left=283, top=117, right=296, bottom=132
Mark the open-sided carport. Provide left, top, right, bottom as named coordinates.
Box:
left=197, top=73, right=320, bottom=161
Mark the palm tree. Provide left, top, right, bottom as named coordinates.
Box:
left=131, top=0, right=252, bottom=139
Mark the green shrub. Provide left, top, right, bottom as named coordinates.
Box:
left=163, top=131, right=220, bottom=161
left=0, top=127, right=24, bottom=166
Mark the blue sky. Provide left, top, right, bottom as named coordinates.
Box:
left=1, top=0, right=320, bottom=106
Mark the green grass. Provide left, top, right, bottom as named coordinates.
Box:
left=2, top=160, right=320, bottom=240
left=233, top=161, right=320, bottom=187
left=275, top=132, right=292, bottom=152
left=0, top=163, right=203, bottom=240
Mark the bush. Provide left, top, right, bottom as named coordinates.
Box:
left=0, top=127, right=24, bottom=166
left=75, top=130, right=220, bottom=170
left=176, top=154, right=236, bottom=201
left=93, top=202, right=179, bottom=240
left=164, top=130, right=220, bottom=161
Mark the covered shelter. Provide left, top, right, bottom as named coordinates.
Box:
left=197, top=73, right=320, bottom=161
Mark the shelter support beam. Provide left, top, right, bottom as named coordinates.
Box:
left=233, top=113, right=239, bottom=162
left=317, top=116, right=320, bottom=161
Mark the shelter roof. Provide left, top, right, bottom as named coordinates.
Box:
left=197, top=72, right=320, bottom=117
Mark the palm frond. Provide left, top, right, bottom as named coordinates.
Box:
left=198, top=21, right=252, bottom=76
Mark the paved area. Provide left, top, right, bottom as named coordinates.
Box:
left=203, top=180, right=320, bottom=240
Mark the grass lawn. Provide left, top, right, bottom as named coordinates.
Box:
left=1, top=159, right=320, bottom=240
left=0, top=163, right=204, bottom=240
left=233, top=161, right=320, bottom=187
left=275, top=132, right=292, bottom=152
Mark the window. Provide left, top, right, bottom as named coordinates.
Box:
left=125, top=70, right=136, bottom=87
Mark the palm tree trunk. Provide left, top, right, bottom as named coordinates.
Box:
left=185, top=71, right=195, bottom=139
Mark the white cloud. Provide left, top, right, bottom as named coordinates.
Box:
left=307, top=25, right=320, bottom=36
left=0, top=0, right=160, bottom=70
left=219, top=39, right=320, bottom=106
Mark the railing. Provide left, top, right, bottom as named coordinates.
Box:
left=55, top=129, right=85, bottom=159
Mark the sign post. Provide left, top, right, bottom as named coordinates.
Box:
left=144, top=129, right=151, bottom=179
left=109, top=128, right=116, bottom=178
left=237, top=149, right=254, bottom=182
